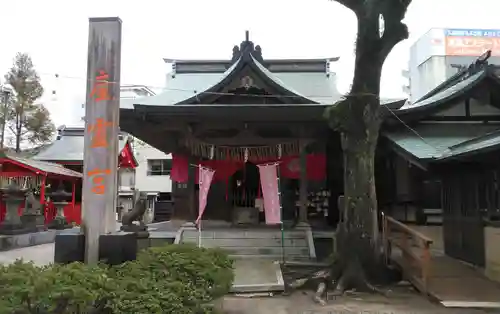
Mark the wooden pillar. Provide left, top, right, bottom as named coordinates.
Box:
left=40, top=176, right=46, bottom=223
left=187, top=156, right=197, bottom=223
left=298, top=146, right=309, bottom=226
left=82, top=17, right=122, bottom=264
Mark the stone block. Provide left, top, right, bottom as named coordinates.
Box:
left=99, top=232, right=138, bottom=265
left=54, top=233, right=85, bottom=264
left=20, top=214, right=45, bottom=230
left=137, top=238, right=150, bottom=251
left=149, top=232, right=175, bottom=247
left=32, top=231, right=57, bottom=245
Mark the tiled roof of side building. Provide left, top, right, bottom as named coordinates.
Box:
left=33, top=127, right=130, bottom=162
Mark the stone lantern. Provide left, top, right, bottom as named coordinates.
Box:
left=0, top=183, right=30, bottom=235
left=47, top=184, right=72, bottom=230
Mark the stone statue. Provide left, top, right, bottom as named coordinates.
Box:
left=121, top=189, right=148, bottom=232
left=24, top=189, right=42, bottom=215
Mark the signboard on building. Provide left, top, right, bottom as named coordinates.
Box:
left=445, top=28, right=500, bottom=56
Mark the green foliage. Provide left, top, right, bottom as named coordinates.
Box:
left=109, top=244, right=234, bottom=314
left=4, top=53, right=55, bottom=152
left=0, top=244, right=234, bottom=314
left=0, top=260, right=114, bottom=314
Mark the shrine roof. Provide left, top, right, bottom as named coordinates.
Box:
left=0, top=155, right=83, bottom=179
left=392, top=52, right=500, bottom=122
left=435, top=129, right=500, bottom=161
left=120, top=33, right=342, bottom=109
left=383, top=123, right=500, bottom=162
left=33, top=126, right=136, bottom=165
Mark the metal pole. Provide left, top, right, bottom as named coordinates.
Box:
left=276, top=163, right=285, bottom=264
left=198, top=220, right=202, bottom=248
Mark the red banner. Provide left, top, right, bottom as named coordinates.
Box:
left=257, top=163, right=281, bottom=225
left=196, top=166, right=215, bottom=225
left=279, top=154, right=326, bottom=181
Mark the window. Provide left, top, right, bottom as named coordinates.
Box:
left=147, top=159, right=172, bottom=176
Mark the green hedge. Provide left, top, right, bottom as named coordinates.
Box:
left=0, top=244, right=234, bottom=314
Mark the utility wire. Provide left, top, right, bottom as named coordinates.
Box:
left=39, top=71, right=444, bottom=154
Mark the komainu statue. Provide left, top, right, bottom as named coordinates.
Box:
left=24, top=189, right=42, bottom=215
left=120, top=189, right=148, bottom=233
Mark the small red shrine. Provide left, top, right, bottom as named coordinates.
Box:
left=33, top=125, right=138, bottom=220
left=0, top=154, right=82, bottom=225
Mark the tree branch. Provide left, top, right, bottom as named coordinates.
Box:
left=379, top=21, right=408, bottom=60
left=378, top=0, right=412, bottom=60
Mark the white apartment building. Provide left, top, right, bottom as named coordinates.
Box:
left=406, top=28, right=500, bottom=103
left=119, top=85, right=174, bottom=221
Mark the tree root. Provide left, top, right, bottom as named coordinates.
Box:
left=286, top=260, right=387, bottom=306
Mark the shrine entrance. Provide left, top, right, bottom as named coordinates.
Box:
left=231, top=162, right=262, bottom=222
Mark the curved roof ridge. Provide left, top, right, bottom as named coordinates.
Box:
left=249, top=54, right=317, bottom=103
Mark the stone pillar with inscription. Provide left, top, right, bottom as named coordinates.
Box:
left=82, top=17, right=122, bottom=264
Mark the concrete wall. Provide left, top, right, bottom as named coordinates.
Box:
left=134, top=144, right=172, bottom=193
left=485, top=227, right=500, bottom=282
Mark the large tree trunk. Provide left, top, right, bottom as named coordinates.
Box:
left=287, top=0, right=411, bottom=304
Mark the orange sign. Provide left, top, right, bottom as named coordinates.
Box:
left=445, top=36, right=500, bottom=56
left=88, top=118, right=113, bottom=148
left=90, top=70, right=112, bottom=101
left=87, top=168, right=111, bottom=195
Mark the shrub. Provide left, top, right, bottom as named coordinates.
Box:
left=108, top=243, right=234, bottom=314
left=0, top=244, right=234, bottom=314
left=0, top=260, right=115, bottom=314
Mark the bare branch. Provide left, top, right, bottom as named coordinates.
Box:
left=7, top=125, right=16, bottom=134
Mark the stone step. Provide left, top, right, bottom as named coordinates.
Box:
left=181, top=230, right=306, bottom=239
left=220, top=246, right=310, bottom=256
left=181, top=237, right=308, bottom=247
left=230, top=254, right=313, bottom=262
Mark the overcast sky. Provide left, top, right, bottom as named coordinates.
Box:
left=0, top=0, right=499, bottom=127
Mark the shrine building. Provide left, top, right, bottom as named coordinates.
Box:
left=120, top=32, right=500, bottom=283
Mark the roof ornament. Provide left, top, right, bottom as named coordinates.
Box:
left=230, top=30, right=264, bottom=64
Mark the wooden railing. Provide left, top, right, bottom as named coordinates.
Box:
left=382, top=212, right=433, bottom=293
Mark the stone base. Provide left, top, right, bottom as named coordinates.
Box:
left=120, top=223, right=148, bottom=233
left=0, top=221, right=38, bottom=235
left=136, top=231, right=151, bottom=252
left=47, top=217, right=72, bottom=230
left=54, top=233, right=85, bottom=264
left=54, top=232, right=140, bottom=265
left=99, top=232, right=138, bottom=265
left=20, top=214, right=46, bottom=230
left=295, top=221, right=311, bottom=229
left=181, top=221, right=197, bottom=229
left=0, top=230, right=58, bottom=251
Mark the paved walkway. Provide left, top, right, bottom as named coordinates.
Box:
left=223, top=290, right=500, bottom=314
left=0, top=243, right=54, bottom=265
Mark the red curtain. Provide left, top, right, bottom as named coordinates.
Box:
left=171, top=153, right=326, bottom=183
left=279, top=154, right=326, bottom=181
left=171, top=154, right=189, bottom=183
left=195, top=159, right=243, bottom=183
